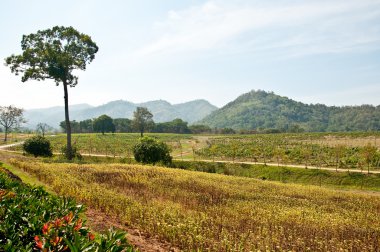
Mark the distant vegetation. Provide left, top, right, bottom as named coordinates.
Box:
left=200, top=90, right=380, bottom=132
left=60, top=116, right=208, bottom=134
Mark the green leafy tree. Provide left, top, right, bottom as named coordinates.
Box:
left=132, top=107, right=154, bottom=137
left=133, top=136, right=172, bottom=165
left=93, top=114, right=115, bottom=135
left=79, top=119, right=94, bottom=133
left=153, top=118, right=190, bottom=133
left=189, top=124, right=211, bottom=134
left=23, top=135, right=53, bottom=157
left=60, top=120, right=80, bottom=133
left=5, top=26, right=98, bottom=159
left=0, top=105, right=25, bottom=142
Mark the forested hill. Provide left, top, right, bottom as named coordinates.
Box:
left=199, top=90, right=380, bottom=132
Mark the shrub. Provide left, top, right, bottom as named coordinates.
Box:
left=23, top=136, right=53, bottom=157
left=133, top=137, right=172, bottom=165
left=61, top=145, right=82, bottom=160
left=0, top=168, right=133, bottom=251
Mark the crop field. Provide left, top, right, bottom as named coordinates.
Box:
left=7, top=156, right=380, bottom=251
left=195, top=132, right=380, bottom=170
left=5, top=132, right=380, bottom=172
left=48, top=133, right=194, bottom=157
left=5, top=132, right=380, bottom=173
left=7, top=133, right=194, bottom=158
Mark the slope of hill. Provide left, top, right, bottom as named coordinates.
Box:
left=199, top=90, right=380, bottom=132
left=24, top=99, right=217, bottom=129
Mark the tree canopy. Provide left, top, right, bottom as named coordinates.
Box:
left=5, top=26, right=98, bottom=86
left=152, top=118, right=190, bottom=134
left=93, top=114, right=115, bottom=134
left=5, top=26, right=98, bottom=159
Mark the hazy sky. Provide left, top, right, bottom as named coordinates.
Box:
left=1, top=0, right=380, bottom=109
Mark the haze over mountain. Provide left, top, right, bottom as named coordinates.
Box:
left=24, top=99, right=217, bottom=129
left=199, top=90, right=380, bottom=132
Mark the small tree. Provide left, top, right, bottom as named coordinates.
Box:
left=361, top=144, right=377, bottom=174
left=132, top=107, right=154, bottom=137
left=23, top=136, right=53, bottom=157
left=133, top=137, right=172, bottom=165
left=5, top=26, right=98, bottom=159
left=93, top=115, right=115, bottom=135
left=0, top=105, right=25, bottom=142
left=36, top=123, right=52, bottom=137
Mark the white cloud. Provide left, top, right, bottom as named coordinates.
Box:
left=135, top=0, right=380, bottom=58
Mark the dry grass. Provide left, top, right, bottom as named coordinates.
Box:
left=9, top=158, right=380, bottom=251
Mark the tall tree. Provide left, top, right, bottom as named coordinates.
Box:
left=5, top=26, right=98, bottom=159
left=93, top=114, right=115, bottom=135
left=0, top=106, right=25, bottom=142
left=132, top=107, right=154, bottom=137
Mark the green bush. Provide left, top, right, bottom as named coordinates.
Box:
left=23, top=136, right=53, bottom=157
left=133, top=136, right=172, bottom=165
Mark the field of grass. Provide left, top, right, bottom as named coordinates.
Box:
left=6, top=155, right=380, bottom=251
left=0, top=133, right=31, bottom=146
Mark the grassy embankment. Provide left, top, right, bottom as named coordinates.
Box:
left=6, top=156, right=380, bottom=251
left=172, top=160, right=380, bottom=191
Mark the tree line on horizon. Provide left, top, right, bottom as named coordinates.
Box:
left=59, top=112, right=211, bottom=135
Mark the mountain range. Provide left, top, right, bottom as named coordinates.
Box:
left=24, top=99, right=218, bottom=129
left=24, top=90, right=380, bottom=132
left=199, top=90, right=380, bottom=132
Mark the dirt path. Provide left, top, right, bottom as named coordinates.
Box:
left=0, top=141, right=24, bottom=150
left=85, top=208, right=180, bottom=252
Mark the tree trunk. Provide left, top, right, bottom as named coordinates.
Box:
left=140, top=130, right=143, bottom=137
left=63, top=82, right=73, bottom=160
left=4, top=126, right=8, bottom=142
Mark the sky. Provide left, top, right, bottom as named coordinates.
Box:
left=1, top=0, right=380, bottom=109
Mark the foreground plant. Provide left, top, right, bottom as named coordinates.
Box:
left=0, top=168, right=133, bottom=251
